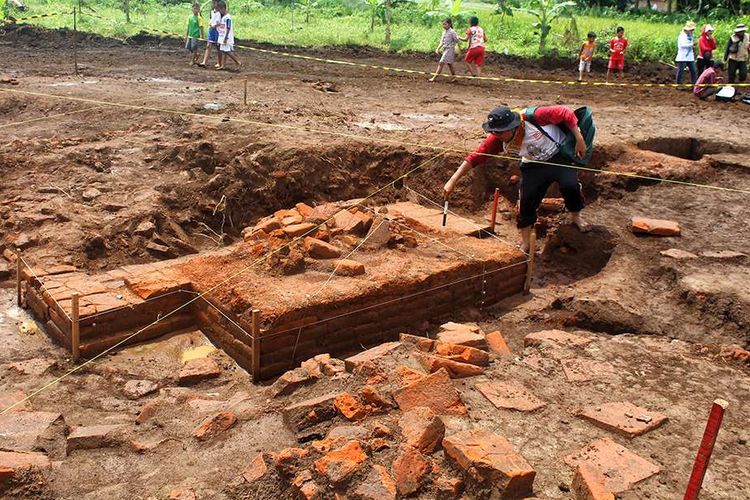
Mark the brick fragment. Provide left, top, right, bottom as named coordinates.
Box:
left=0, top=450, right=50, bottom=487
left=304, top=237, right=342, bottom=259
left=391, top=445, right=429, bottom=496
left=398, top=406, right=445, bottom=453
left=572, top=463, right=615, bottom=500
left=434, top=342, right=490, bottom=366
left=524, top=329, right=592, bottom=348
left=660, top=248, right=698, bottom=260
left=0, top=390, right=30, bottom=412
left=564, top=437, right=662, bottom=493
left=399, top=333, right=436, bottom=351
left=486, top=330, right=512, bottom=356
left=123, top=379, right=158, bottom=400
left=314, top=440, right=368, bottom=485
left=242, top=452, right=273, bottom=484
left=335, top=393, right=368, bottom=421
left=345, top=342, right=400, bottom=372
left=393, top=365, right=426, bottom=387
left=67, top=424, right=126, bottom=453
left=415, top=352, right=485, bottom=378
left=192, top=411, right=237, bottom=440
left=334, top=259, right=366, bottom=276
left=168, top=487, right=196, bottom=500
left=178, top=358, right=221, bottom=385
left=283, top=393, right=338, bottom=432
left=540, top=197, right=565, bottom=212
left=352, top=464, right=397, bottom=500
left=269, top=367, right=314, bottom=398
left=333, top=210, right=365, bottom=234
left=359, top=385, right=392, bottom=412
left=577, top=402, right=668, bottom=438
left=253, top=217, right=282, bottom=235
left=274, top=447, right=310, bottom=478
left=292, top=470, right=322, bottom=499
left=436, top=322, right=488, bottom=349
left=393, top=368, right=467, bottom=416
left=475, top=380, right=546, bottom=412
left=435, top=476, right=464, bottom=499
left=630, top=217, right=681, bottom=236
left=443, top=429, right=535, bottom=497
left=283, top=222, right=318, bottom=238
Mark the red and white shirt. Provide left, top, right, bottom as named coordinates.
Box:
left=466, top=26, right=485, bottom=49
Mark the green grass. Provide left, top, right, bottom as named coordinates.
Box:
left=8, top=0, right=749, bottom=63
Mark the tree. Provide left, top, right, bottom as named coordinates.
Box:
left=517, top=0, right=576, bottom=52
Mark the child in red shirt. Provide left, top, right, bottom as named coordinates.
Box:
left=607, top=26, right=627, bottom=82
left=460, top=16, right=487, bottom=77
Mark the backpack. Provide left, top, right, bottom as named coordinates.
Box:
left=523, top=106, right=596, bottom=166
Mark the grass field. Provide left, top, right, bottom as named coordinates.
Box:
left=7, top=0, right=749, bottom=63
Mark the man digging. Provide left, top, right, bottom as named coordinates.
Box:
left=444, top=105, right=593, bottom=253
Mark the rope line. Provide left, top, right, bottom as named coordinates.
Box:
left=0, top=105, right=103, bottom=130
left=0, top=150, right=447, bottom=415
left=2, top=86, right=746, bottom=196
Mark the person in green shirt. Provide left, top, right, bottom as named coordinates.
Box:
left=185, top=2, right=204, bottom=65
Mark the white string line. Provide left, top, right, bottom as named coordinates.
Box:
left=405, top=186, right=529, bottom=256
left=1, top=152, right=447, bottom=415
left=257, top=258, right=529, bottom=343
left=0, top=105, right=104, bottom=130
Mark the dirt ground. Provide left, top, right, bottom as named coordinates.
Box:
left=0, top=26, right=749, bottom=499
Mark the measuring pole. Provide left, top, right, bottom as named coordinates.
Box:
left=684, top=399, right=729, bottom=500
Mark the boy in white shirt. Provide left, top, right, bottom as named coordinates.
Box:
left=198, top=0, right=221, bottom=68
left=216, top=1, right=241, bottom=70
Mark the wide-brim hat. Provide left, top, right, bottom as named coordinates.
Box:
left=683, top=21, right=696, bottom=31
left=704, top=24, right=714, bottom=32
left=735, top=23, right=747, bottom=33
left=482, top=106, right=521, bottom=133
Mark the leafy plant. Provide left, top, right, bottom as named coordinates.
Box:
left=295, top=0, right=319, bottom=22
left=517, top=0, right=576, bottom=52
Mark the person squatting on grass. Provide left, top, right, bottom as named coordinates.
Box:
left=216, top=0, right=241, bottom=70
left=697, top=24, right=717, bottom=74
left=676, top=21, right=698, bottom=86
left=693, top=60, right=724, bottom=100
left=198, top=0, right=220, bottom=68
left=429, top=18, right=460, bottom=82
left=459, top=16, right=487, bottom=77
left=606, top=26, right=627, bottom=82
left=578, top=32, right=597, bottom=82
left=443, top=106, right=591, bottom=253
left=185, top=2, right=205, bottom=66
left=724, top=23, right=749, bottom=85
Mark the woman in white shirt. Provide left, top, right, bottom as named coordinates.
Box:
left=676, top=21, right=698, bottom=85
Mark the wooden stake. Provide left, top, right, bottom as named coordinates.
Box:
left=523, top=230, right=536, bottom=295
left=15, top=251, right=22, bottom=308
left=251, top=309, right=260, bottom=383
left=71, top=292, right=80, bottom=363
left=684, top=399, right=729, bottom=500
left=72, top=9, right=78, bottom=75
left=489, top=187, right=500, bottom=233
left=243, top=79, right=248, bottom=106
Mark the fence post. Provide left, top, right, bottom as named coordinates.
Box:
left=243, top=79, right=248, bottom=106
left=251, top=309, right=260, bottom=383
left=72, top=8, right=78, bottom=74
left=71, top=293, right=80, bottom=363
left=523, top=230, right=537, bottom=295
left=15, top=251, right=23, bottom=308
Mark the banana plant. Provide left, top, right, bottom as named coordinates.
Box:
left=517, top=0, right=576, bottom=52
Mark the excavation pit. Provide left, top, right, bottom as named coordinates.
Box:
left=18, top=201, right=526, bottom=380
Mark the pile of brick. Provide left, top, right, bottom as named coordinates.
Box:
left=230, top=323, right=668, bottom=499
left=240, top=201, right=418, bottom=276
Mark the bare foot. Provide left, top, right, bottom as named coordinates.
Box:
left=571, top=213, right=592, bottom=233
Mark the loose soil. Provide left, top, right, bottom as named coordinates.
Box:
left=0, top=26, right=749, bottom=499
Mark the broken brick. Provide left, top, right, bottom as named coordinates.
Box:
left=630, top=217, right=681, bottom=236
left=314, top=440, right=368, bottom=485
left=359, top=385, right=392, bottom=412
left=345, top=342, right=400, bottom=372
left=168, top=488, right=196, bottom=500
left=443, top=429, right=535, bottom=497
left=0, top=450, right=50, bottom=486
left=524, top=329, right=592, bottom=348
left=564, top=438, right=662, bottom=493
left=292, top=470, right=322, bottom=500
left=254, top=218, right=282, bottom=235
left=540, top=197, right=565, bottom=212
left=123, top=379, right=159, bottom=400
left=304, top=237, right=342, bottom=259
left=398, top=406, right=445, bottom=453
left=243, top=453, right=273, bottom=483
left=283, top=393, right=338, bottom=432
left=660, top=248, right=698, bottom=260
left=435, top=476, right=464, bottom=500
left=283, top=222, right=318, bottom=238
left=486, top=330, right=512, bottom=356
left=393, top=368, right=467, bottom=416
left=192, top=411, right=237, bottom=440
left=335, top=393, right=368, bottom=421
left=577, top=402, right=668, bottom=438
left=475, top=380, right=547, bottom=412
left=274, top=447, right=310, bottom=478
left=333, top=210, right=365, bottom=234
left=399, top=333, right=436, bottom=352
left=0, top=410, right=65, bottom=455
left=0, top=390, right=30, bottom=412
left=352, top=464, right=397, bottom=500
left=391, top=445, right=429, bottom=496
left=436, top=322, right=488, bottom=349
left=178, top=358, right=221, bottom=385
left=414, top=352, right=485, bottom=378
left=269, top=367, right=314, bottom=398
left=434, top=342, right=490, bottom=366
left=334, top=259, right=366, bottom=276
left=393, top=365, right=426, bottom=387
left=67, top=424, right=126, bottom=453
left=572, top=463, right=615, bottom=500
